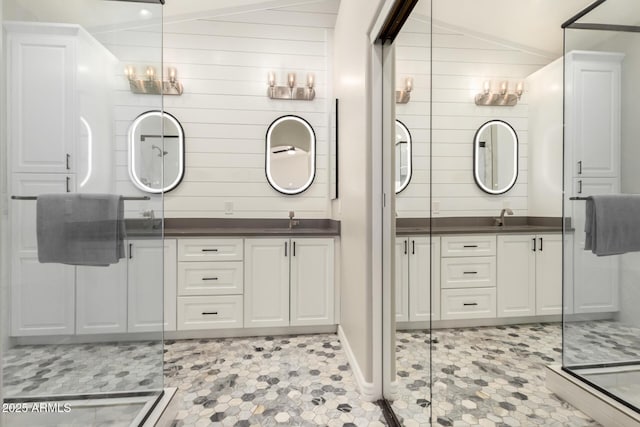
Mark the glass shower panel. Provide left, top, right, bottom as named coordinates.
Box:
left=563, top=11, right=640, bottom=413
left=392, top=0, right=433, bottom=424
left=1, top=0, right=165, bottom=425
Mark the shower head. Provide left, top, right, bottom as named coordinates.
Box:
left=151, top=145, right=168, bottom=157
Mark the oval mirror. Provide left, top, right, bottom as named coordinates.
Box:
left=395, top=120, right=412, bottom=194
left=473, top=120, right=518, bottom=195
left=266, top=115, right=316, bottom=195
left=128, top=110, right=185, bottom=194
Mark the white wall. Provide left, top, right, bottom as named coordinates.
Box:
left=96, top=2, right=337, bottom=219
left=526, top=57, right=563, bottom=217
left=333, top=0, right=385, bottom=385
left=395, top=18, right=554, bottom=217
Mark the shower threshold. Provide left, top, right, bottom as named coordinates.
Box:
left=547, top=365, right=640, bottom=427
left=1, top=387, right=177, bottom=427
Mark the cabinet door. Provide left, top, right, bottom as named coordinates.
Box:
left=128, top=239, right=177, bottom=332
left=497, top=235, right=535, bottom=317
left=11, top=174, right=75, bottom=336
left=568, top=51, right=622, bottom=178
left=571, top=178, right=620, bottom=313
left=409, top=236, right=441, bottom=321
left=76, top=262, right=127, bottom=334
left=244, top=239, right=289, bottom=328
left=535, top=234, right=563, bottom=315
left=290, top=238, right=334, bottom=326
left=395, top=238, right=409, bottom=322
left=8, top=33, right=76, bottom=174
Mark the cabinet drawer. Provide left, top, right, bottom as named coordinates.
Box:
left=441, top=235, right=496, bottom=257
left=441, top=288, right=496, bottom=320
left=441, top=257, right=496, bottom=289
left=178, top=239, right=243, bottom=262
left=177, top=296, right=243, bottom=330
left=178, top=262, right=243, bottom=296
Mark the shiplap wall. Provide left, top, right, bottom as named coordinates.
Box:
left=395, top=18, right=554, bottom=217
left=97, top=2, right=338, bottom=218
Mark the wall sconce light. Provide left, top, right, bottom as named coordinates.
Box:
left=267, top=71, right=315, bottom=101
left=124, top=65, right=184, bottom=96
left=396, top=77, right=413, bottom=104
left=475, top=80, right=524, bottom=106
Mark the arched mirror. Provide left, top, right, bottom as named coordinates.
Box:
left=395, top=120, right=412, bottom=194
left=266, top=115, right=316, bottom=195
left=128, top=110, right=185, bottom=194
left=473, top=119, right=518, bottom=195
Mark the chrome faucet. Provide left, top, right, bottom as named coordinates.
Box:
left=288, top=210, right=300, bottom=229
left=494, top=208, right=514, bottom=226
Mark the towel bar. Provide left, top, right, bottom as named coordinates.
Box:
left=11, top=195, right=151, bottom=201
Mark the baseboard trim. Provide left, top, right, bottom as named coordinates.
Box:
left=337, top=325, right=377, bottom=401
left=546, top=365, right=640, bottom=427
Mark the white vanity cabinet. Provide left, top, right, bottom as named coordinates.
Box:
left=497, top=234, right=562, bottom=317
left=440, top=235, right=497, bottom=320
left=128, top=239, right=177, bottom=333
left=176, top=238, right=244, bottom=330
left=76, top=262, right=128, bottom=334
left=244, top=238, right=335, bottom=328
left=395, top=236, right=441, bottom=323
left=244, top=238, right=290, bottom=328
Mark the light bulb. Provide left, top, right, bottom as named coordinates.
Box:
left=500, top=81, right=508, bottom=95
left=168, top=67, right=177, bottom=83
left=483, top=80, right=491, bottom=95
left=146, top=66, right=156, bottom=81
left=287, top=73, right=296, bottom=89
left=516, top=81, right=524, bottom=98
left=307, top=73, right=315, bottom=89
left=405, top=77, right=413, bottom=92
left=268, top=71, right=276, bottom=87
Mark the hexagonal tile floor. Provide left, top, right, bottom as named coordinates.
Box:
left=393, top=323, right=604, bottom=426
left=164, top=334, right=387, bottom=426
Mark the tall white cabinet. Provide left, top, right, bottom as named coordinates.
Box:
left=565, top=50, right=624, bottom=314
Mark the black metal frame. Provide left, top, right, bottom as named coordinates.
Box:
left=376, top=0, right=420, bottom=44
left=264, top=115, right=317, bottom=196
left=562, top=365, right=640, bottom=415
left=562, top=0, right=640, bottom=32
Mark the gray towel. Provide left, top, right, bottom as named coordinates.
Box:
left=585, top=194, right=640, bottom=256
left=37, top=194, right=125, bottom=266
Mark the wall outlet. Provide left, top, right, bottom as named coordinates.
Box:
left=224, top=201, right=234, bottom=215
left=432, top=200, right=440, bottom=215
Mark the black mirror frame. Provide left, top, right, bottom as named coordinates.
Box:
left=265, top=114, right=317, bottom=195
left=472, top=119, right=518, bottom=195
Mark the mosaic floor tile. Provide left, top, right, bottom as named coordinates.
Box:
left=393, top=323, right=604, bottom=426
left=163, top=334, right=386, bottom=426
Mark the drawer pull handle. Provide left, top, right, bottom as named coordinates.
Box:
left=463, top=245, right=478, bottom=248
left=202, top=311, right=218, bottom=315
left=202, top=277, right=218, bottom=281
left=463, top=271, right=477, bottom=275
left=201, top=249, right=219, bottom=252
left=463, top=303, right=478, bottom=306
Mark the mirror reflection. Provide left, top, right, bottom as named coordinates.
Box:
left=128, top=110, right=185, bottom=194
left=266, top=115, right=316, bottom=195
left=395, top=120, right=412, bottom=193
left=473, top=120, right=518, bottom=194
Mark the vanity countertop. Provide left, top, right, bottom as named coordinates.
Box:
left=396, top=217, right=566, bottom=236
left=162, top=218, right=340, bottom=237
